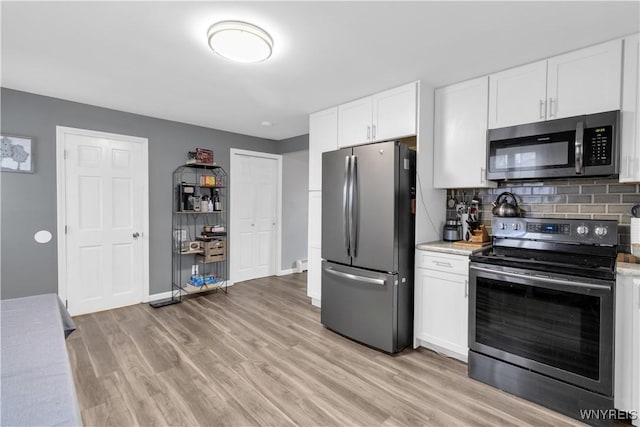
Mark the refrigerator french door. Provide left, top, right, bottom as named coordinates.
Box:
left=321, top=140, right=415, bottom=353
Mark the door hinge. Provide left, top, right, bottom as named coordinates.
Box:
left=64, top=149, right=69, bottom=160
left=65, top=225, right=68, bottom=234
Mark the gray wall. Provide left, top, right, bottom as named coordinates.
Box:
left=279, top=134, right=309, bottom=269
left=0, top=88, right=281, bottom=299
left=275, top=134, right=309, bottom=154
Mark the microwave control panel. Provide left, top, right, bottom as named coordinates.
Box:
left=584, top=125, right=612, bottom=166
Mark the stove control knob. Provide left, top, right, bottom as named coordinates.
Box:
left=576, top=225, right=589, bottom=236
left=498, top=222, right=507, bottom=230
left=594, top=226, right=608, bottom=237
left=511, top=223, right=521, bottom=231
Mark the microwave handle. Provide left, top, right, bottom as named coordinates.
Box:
left=575, top=121, right=584, bottom=174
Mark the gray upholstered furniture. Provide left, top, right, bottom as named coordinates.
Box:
left=1, top=293, right=82, bottom=426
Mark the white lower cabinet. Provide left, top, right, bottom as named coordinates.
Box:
left=307, top=191, right=322, bottom=306
left=615, top=275, right=640, bottom=425
left=414, top=250, right=469, bottom=362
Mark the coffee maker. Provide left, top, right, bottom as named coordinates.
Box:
left=179, top=183, right=196, bottom=211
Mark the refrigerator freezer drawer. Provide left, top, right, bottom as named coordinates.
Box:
left=321, top=261, right=401, bottom=353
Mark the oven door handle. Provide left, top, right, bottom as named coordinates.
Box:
left=470, top=265, right=611, bottom=291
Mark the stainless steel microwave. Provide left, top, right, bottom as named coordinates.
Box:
left=487, top=110, right=619, bottom=181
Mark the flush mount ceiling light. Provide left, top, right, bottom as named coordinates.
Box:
left=207, top=21, right=273, bottom=63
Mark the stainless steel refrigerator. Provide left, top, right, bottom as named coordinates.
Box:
left=321, top=140, right=415, bottom=353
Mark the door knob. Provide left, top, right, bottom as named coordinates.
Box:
left=132, top=232, right=140, bottom=239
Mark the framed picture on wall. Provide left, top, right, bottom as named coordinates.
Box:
left=1, top=135, right=33, bottom=173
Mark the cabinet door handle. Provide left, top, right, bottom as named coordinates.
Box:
left=623, top=155, right=631, bottom=178
left=465, top=279, right=468, bottom=298
left=367, top=125, right=371, bottom=140
left=433, top=260, right=452, bottom=268
left=480, top=167, right=486, bottom=184
left=372, top=124, right=377, bottom=140
left=548, top=98, right=555, bottom=118
left=539, top=99, right=546, bottom=119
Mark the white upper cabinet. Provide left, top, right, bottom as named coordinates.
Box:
left=434, top=76, right=496, bottom=189
left=620, top=33, right=640, bottom=183
left=488, top=60, right=548, bottom=129
left=337, top=97, right=373, bottom=148
left=547, top=39, right=622, bottom=119
left=372, top=83, right=418, bottom=142
left=308, top=107, right=338, bottom=191
left=489, top=39, right=623, bottom=129
left=338, top=82, right=418, bottom=147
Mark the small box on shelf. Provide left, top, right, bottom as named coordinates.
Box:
left=187, top=148, right=214, bottom=165
left=199, top=252, right=226, bottom=264
left=199, top=175, right=217, bottom=187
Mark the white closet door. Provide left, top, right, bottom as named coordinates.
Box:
left=231, top=151, right=280, bottom=282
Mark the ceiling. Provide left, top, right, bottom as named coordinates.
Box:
left=2, top=2, right=639, bottom=141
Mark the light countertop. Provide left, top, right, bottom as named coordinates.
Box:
left=417, top=242, right=640, bottom=277
left=618, top=262, right=640, bottom=277
left=416, top=240, right=491, bottom=257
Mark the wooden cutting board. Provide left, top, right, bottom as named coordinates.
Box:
left=617, top=253, right=640, bottom=264
left=452, top=241, right=492, bottom=249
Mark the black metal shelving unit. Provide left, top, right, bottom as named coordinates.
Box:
left=151, top=163, right=228, bottom=308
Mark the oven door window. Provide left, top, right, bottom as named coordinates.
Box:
left=489, top=130, right=575, bottom=173
left=475, top=277, right=600, bottom=380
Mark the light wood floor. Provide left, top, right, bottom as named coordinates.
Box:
left=67, top=273, right=588, bottom=426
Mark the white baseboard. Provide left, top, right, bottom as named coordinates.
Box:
left=311, top=297, right=321, bottom=308
left=277, top=268, right=296, bottom=276
left=146, top=291, right=173, bottom=302
left=415, top=338, right=468, bottom=363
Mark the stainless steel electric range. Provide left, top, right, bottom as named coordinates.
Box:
left=468, top=217, right=618, bottom=427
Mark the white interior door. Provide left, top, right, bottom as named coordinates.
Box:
left=230, top=150, right=281, bottom=283
left=57, top=127, right=148, bottom=316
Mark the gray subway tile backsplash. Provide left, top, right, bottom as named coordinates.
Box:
left=622, top=194, right=640, bottom=203
left=446, top=178, right=639, bottom=253
left=556, top=185, right=580, bottom=194
left=593, top=194, right=622, bottom=203
left=580, top=185, right=608, bottom=194
left=609, top=184, right=639, bottom=193
left=555, top=204, right=579, bottom=213
left=567, top=195, right=593, bottom=203
left=579, top=204, right=606, bottom=214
